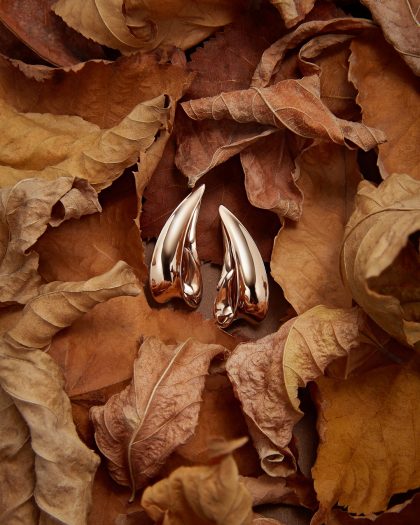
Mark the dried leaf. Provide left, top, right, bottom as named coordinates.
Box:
left=341, top=174, right=420, bottom=347
left=181, top=75, right=385, bottom=156
left=252, top=17, right=375, bottom=88
left=0, top=0, right=105, bottom=66
left=142, top=142, right=279, bottom=263
left=0, top=261, right=140, bottom=524
left=53, top=0, right=247, bottom=54
left=312, top=362, right=420, bottom=519
left=360, top=0, right=420, bottom=75
left=0, top=51, right=191, bottom=128
left=226, top=306, right=381, bottom=475
left=268, top=0, right=315, bottom=28
left=241, top=474, right=315, bottom=508
left=90, top=337, right=225, bottom=498
left=0, top=177, right=100, bottom=305
left=349, top=33, right=420, bottom=181
left=0, top=95, right=168, bottom=191
left=141, top=450, right=253, bottom=525
left=271, top=143, right=361, bottom=313
left=253, top=517, right=287, bottom=525
left=240, top=131, right=304, bottom=220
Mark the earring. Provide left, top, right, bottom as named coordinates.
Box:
left=214, top=206, right=269, bottom=328
left=149, top=185, right=205, bottom=308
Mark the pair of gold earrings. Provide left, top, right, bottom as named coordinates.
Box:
left=149, top=185, right=269, bottom=328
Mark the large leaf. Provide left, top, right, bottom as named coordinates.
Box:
left=312, top=362, right=420, bottom=519
left=341, top=174, right=420, bottom=347
left=0, top=177, right=100, bottom=305
left=0, top=261, right=140, bottom=524
left=349, top=33, right=420, bottom=181
left=271, top=143, right=360, bottom=313
left=226, top=306, right=381, bottom=476
left=90, top=337, right=225, bottom=498
left=53, top=0, right=248, bottom=54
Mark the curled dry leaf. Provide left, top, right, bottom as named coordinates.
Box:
left=53, top=0, right=247, bottom=54
left=0, top=51, right=191, bottom=128
left=360, top=0, right=420, bottom=75
left=271, top=143, right=361, bottom=314
left=312, top=362, right=420, bottom=519
left=90, top=337, right=225, bottom=499
left=0, top=261, right=140, bottom=525
left=241, top=474, right=315, bottom=508
left=268, top=0, right=315, bottom=28
left=253, top=516, right=287, bottom=525
left=0, top=0, right=105, bottom=66
left=226, top=306, right=381, bottom=476
left=349, top=33, right=420, bottom=181
left=141, top=445, right=253, bottom=525
left=341, top=174, right=420, bottom=347
left=0, top=176, right=100, bottom=305
left=0, top=95, right=168, bottom=191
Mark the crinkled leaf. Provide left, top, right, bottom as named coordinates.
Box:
left=90, top=337, right=225, bottom=498
left=341, top=174, right=420, bottom=347
left=0, top=261, right=140, bottom=525
left=268, top=0, right=315, bottom=28
left=349, top=33, right=420, bottom=181
left=226, top=306, right=382, bottom=476
left=0, top=177, right=100, bottom=305
left=271, top=143, right=360, bottom=313
left=141, top=450, right=253, bottom=525
left=53, top=0, right=248, bottom=54
left=241, top=474, right=315, bottom=508
left=312, top=363, right=420, bottom=519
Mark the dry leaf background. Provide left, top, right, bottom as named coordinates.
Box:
left=0, top=1, right=419, bottom=525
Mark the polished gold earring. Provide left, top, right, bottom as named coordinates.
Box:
left=214, top=206, right=269, bottom=328
left=149, top=185, right=205, bottom=307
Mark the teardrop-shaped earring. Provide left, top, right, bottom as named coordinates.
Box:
left=214, top=206, right=269, bottom=328
left=149, top=185, right=205, bottom=308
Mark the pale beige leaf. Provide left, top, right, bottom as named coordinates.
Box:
left=312, top=363, right=420, bottom=518
left=241, top=474, right=315, bottom=508
left=0, top=177, right=100, bottom=305
left=252, top=17, right=375, bottom=88
left=341, top=174, right=420, bottom=347
left=253, top=516, right=287, bottom=525
left=0, top=261, right=140, bottom=525
left=271, top=143, right=360, bottom=313
left=90, top=337, right=225, bottom=499
left=226, top=306, right=380, bottom=475
left=141, top=452, right=253, bottom=525
left=360, top=0, right=420, bottom=75
left=53, top=0, right=247, bottom=54
left=182, top=75, right=385, bottom=152
left=0, top=95, right=168, bottom=191
left=349, top=33, right=420, bottom=181
left=269, top=0, right=315, bottom=28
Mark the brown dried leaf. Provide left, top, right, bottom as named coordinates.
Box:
left=253, top=517, right=287, bottom=525
left=349, top=33, right=420, bottom=181
left=341, top=174, right=420, bottom=348
left=268, top=0, right=315, bottom=28
left=226, top=306, right=381, bottom=476
left=142, top=140, right=279, bottom=263
left=141, top=449, right=253, bottom=525
left=271, top=143, right=361, bottom=313
left=0, top=261, right=140, bottom=524
left=53, top=0, right=247, bottom=54
left=241, top=474, right=315, bottom=508
left=0, top=95, right=168, bottom=191
left=90, top=337, right=225, bottom=497
left=252, top=17, right=375, bottom=88
left=181, top=75, right=385, bottom=157
left=312, top=362, right=420, bottom=519
left=0, top=177, right=100, bottom=305
left=360, top=0, right=420, bottom=75
left=0, top=51, right=191, bottom=128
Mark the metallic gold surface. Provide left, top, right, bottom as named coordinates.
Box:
left=149, top=185, right=204, bottom=307
left=214, top=205, right=269, bottom=328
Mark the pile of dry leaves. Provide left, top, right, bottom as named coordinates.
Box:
left=0, top=1, right=419, bottom=524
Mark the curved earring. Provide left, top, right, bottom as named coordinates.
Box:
left=214, top=206, right=269, bottom=328
left=149, top=185, right=205, bottom=308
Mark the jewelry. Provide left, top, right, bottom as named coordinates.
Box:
left=214, top=205, right=269, bottom=328
left=149, top=185, right=205, bottom=307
